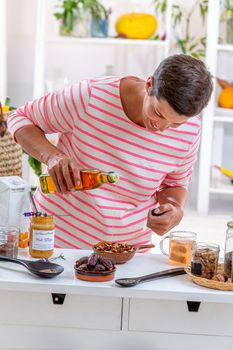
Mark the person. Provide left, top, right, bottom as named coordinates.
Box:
left=8, top=54, right=213, bottom=249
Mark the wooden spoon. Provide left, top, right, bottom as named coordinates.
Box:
left=0, top=256, right=64, bottom=278
left=115, top=267, right=185, bottom=287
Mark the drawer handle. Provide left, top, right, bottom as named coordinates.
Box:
left=186, top=301, right=201, bottom=312
left=52, top=293, right=66, bottom=305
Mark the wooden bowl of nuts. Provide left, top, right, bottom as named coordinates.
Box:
left=74, top=253, right=116, bottom=282
left=93, top=241, right=155, bottom=264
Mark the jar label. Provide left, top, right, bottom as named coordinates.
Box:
left=32, top=230, right=54, bottom=251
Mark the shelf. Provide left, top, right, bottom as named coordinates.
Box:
left=45, top=35, right=167, bottom=47
left=217, top=44, right=233, bottom=52
left=213, top=107, right=233, bottom=123
left=210, top=176, right=233, bottom=195
left=209, top=187, right=233, bottom=194
left=214, top=116, right=233, bottom=123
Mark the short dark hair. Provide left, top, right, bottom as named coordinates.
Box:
left=151, top=54, right=213, bottom=116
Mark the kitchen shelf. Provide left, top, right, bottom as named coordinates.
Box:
left=209, top=187, right=233, bottom=194
left=214, top=116, right=233, bottom=123
left=34, top=0, right=173, bottom=98
left=214, top=107, right=233, bottom=122
left=217, top=44, right=233, bottom=52
left=45, top=35, right=166, bottom=47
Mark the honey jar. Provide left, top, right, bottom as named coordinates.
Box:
left=29, top=215, right=54, bottom=258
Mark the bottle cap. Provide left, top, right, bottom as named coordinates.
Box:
left=227, top=220, right=233, bottom=229
left=107, top=172, right=119, bottom=183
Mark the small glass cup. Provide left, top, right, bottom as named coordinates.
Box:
left=159, top=231, right=197, bottom=266
left=0, top=226, right=19, bottom=258
left=191, top=242, right=220, bottom=279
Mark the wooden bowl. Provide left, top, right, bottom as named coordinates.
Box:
left=74, top=266, right=116, bottom=282
left=93, top=241, right=155, bottom=264
left=93, top=247, right=136, bottom=264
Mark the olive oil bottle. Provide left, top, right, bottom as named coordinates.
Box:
left=40, top=168, right=119, bottom=194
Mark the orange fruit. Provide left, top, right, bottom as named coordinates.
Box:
left=218, top=87, right=233, bottom=108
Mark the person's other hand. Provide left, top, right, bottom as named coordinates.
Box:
left=46, top=153, right=80, bottom=193
left=146, top=203, right=184, bottom=236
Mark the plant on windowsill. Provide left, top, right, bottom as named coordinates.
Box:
left=220, top=0, right=233, bottom=44
left=54, top=0, right=109, bottom=37
left=153, top=0, right=208, bottom=59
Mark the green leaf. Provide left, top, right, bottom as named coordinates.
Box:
left=28, top=156, right=42, bottom=177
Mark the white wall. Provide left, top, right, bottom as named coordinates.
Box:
left=0, top=0, right=7, bottom=101
left=6, top=0, right=37, bottom=106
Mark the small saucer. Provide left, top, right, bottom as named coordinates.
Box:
left=74, top=266, right=116, bottom=282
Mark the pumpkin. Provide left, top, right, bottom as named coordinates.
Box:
left=218, top=86, right=233, bottom=109
left=115, top=13, right=158, bottom=40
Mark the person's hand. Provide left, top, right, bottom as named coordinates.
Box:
left=46, top=153, right=80, bottom=193
left=146, top=203, right=184, bottom=236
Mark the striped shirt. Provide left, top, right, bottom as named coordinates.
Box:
left=8, top=76, right=201, bottom=249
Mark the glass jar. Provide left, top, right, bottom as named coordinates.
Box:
left=191, top=242, right=220, bottom=279
left=29, top=215, right=54, bottom=259
left=224, top=220, right=233, bottom=279
left=0, top=226, right=19, bottom=258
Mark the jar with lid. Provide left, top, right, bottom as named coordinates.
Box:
left=29, top=215, right=54, bottom=259
left=191, top=242, right=220, bottom=279
left=0, top=226, right=19, bottom=258
left=224, top=220, right=233, bottom=280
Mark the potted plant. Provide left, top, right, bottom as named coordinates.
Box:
left=153, top=0, right=208, bottom=59
left=54, top=0, right=109, bottom=38
left=89, top=1, right=110, bottom=38
left=220, top=0, right=233, bottom=44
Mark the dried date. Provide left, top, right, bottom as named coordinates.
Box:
left=75, top=253, right=116, bottom=274
left=75, top=256, right=88, bottom=268
left=94, top=264, right=106, bottom=272
left=87, top=253, right=99, bottom=268
left=98, top=256, right=115, bottom=270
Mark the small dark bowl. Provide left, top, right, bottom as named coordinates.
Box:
left=74, top=266, right=116, bottom=282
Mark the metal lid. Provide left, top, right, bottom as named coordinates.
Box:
left=107, top=172, right=119, bottom=184
left=227, top=220, right=233, bottom=228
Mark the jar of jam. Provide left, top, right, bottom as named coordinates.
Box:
left=29, top=215, right=54, bottom=258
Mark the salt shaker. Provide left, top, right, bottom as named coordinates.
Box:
left=224, top=220, right=233, bottom=280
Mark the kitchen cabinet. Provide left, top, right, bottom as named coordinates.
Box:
left=0, top=249, right=233, bottom=350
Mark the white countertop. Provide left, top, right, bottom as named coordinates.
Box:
left=0, top=249, right=233, bottom=303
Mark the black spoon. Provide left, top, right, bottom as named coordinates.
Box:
left=0, top=256, right=64, bottom=278
left=115, top=267, right=185, bottom=287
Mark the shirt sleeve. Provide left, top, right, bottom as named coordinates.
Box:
left=7, top=80, right=90, bottom=139
left=161, top=130, right=201, bottom=189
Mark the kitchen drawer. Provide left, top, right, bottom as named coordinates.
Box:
left=129, top=298, right=233, bottom=336
left=0, top=291, right=122, bottom=330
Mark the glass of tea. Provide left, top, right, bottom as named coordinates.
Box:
left=159, top=231, right=197, bottom=266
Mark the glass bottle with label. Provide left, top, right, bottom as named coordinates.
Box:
left=224, top=220, right=233, bottom=280
left=29, top=215, right=54, bottom=259
left=39, top=168, right=119, bottom=194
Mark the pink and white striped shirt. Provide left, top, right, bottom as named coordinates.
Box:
left=8, top=76, right=201, bottom=249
